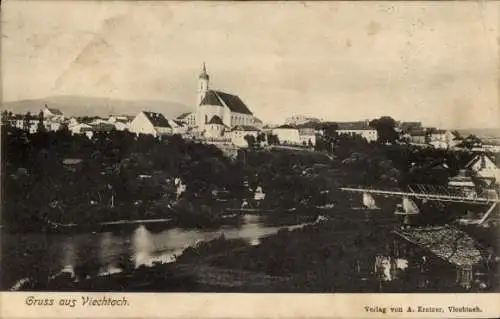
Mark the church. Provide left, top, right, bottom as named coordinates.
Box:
left=180, top=64, right=258, bottom=138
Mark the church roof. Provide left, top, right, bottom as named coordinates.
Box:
left=142, top=111, right=171, bottom=128
left=208, top=115, right=225, bottom=125
left=200, top=90, right=253, bottom=115
left=200, top=91, right=223, bottom=106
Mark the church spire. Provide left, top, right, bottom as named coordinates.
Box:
left=197, top=62, right=210, bottom=106
left=199, top=62, right=209, bottom=80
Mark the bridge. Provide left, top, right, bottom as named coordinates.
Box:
left=340, top=185, right=500, bottom=225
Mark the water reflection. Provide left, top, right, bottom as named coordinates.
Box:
left=4, top=214, right=311, bottom=289
left=98, top=232, right=122, bottom=276
left=132, top=225, right=154, bottom=267
left=61, top=238, right=76, bottom=270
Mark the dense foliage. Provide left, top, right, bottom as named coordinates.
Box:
left=2, top=124, right=495, bottom=231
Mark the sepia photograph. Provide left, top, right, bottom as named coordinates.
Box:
left=1, top=0, right=499, bottom=304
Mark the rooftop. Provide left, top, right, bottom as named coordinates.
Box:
left=393, top=225, right=485, bottom=268
left=275, top=124, right=297, bottom=129
left=200, top=90, right=253, bottom=115
left=142, top=111, right=171, bottom=128
left=408, top=129, right=427, bottom=136
left=207, top=115, right=225, bottom=125
left=336, top=121, right=372, bottom=130
left=232, top=125, right=260, bottom=131
left=177, top=112, right=192, bottom=120
left=466, top=154, right=498, bottom=170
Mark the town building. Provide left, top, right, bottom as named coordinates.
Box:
left=397, top=121, right=423, bottom=133
left=108, top=115, right=133, bottom=131
left=112, top=121, right=129, bottom=131
left=108, top=115, right=133, bottom=123
left=407, top=129, right=428, bottom=145
left=298, top=128, right=316, bottom=146
left=90, top=122, right=115, bottom=134
left=272, top=125, right=300, bottom=145
left=176, top=112, right=196, bottom=127
left=428, top=129, right=460, bottom=149
left=69, top=123, right=94, bottom=138
left=193, top=63, right=259, bottom=136
left=231, top=125, right=261, bottom=148
left=13, top=115, right=38, bottom=133
left=129, top=111, right=172, bottom=137
left=391, top=225, right=488, bottom=290
left=336, top=121, right=378, bottom=142
left=168, top=119, right=189, bottom=135
left=10, top=105, right=68, bottom=133
left=466, top=154, right=500, bottom=185
left=203, top=115, right=229, bottom=139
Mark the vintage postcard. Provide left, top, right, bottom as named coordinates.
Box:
left=1, top=0, right=499, bottom=318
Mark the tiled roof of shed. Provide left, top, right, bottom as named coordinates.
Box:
left=393, top=225, right=485, bottom=268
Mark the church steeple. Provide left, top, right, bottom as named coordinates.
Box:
left=197, top=62, right=210, bottom=106
left=199, top=62, right=209, bottom=81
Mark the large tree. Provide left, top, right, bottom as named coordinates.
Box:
left=37, top=110, right=46, bottom=133
left=23, top=111, right=32, bottom=132
left=369, top=116, right=398, bottom=144
left=321, top=122, right=339, bottom=138
left=244, top=134, right=256, bottom=148
left=457, top=134, right=483, bottom=149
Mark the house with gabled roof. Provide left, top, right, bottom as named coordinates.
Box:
left=168, top=119, right=188, bottom=135
left=336, top=121, right=378, bottom=142
left=176, top=112, right=196, bottom=127
left=129, top=111, right=172, bottom=137
left=466, top=153, right=500, bottom=184
left=428, top=128, right=460, bottom=149
left=391, top=225, right=489, bottom=290
left=406, top=128, right=428, bottom=145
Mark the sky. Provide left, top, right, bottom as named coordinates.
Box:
left=2, top=1, right=499, bottom=129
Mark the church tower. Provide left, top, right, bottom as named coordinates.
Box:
left=196, top=63, right=210, bottom=129
left=197, top=62, right=209, bottom=106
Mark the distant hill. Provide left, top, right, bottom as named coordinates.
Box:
left=2, top=96, right=193, bottom=119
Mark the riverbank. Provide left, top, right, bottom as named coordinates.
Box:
left=8, top=208, right=498, bottom=292
left=3, top=212, right=319, bottom=291
left=6, top=211, right=383, bottom=292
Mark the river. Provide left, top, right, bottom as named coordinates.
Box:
left=1, top=214, right=310, bottom=290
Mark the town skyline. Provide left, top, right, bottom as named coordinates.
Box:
left=2, top=1, right=499, bottom=129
